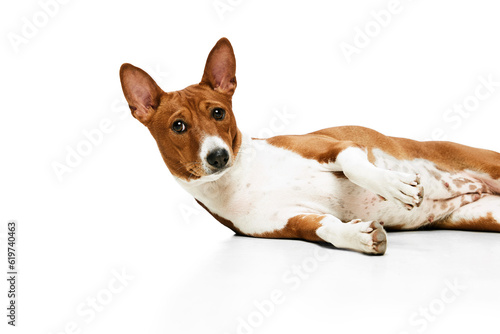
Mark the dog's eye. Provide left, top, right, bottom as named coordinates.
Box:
left=172, top=120, right=187, bottom=133
left=212, top=108, right=226, bottom=121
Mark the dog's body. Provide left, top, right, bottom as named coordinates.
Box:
left=120, top=38, right=500, bottom=254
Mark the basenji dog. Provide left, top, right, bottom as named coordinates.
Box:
left=119, top=38, right=500, bottom=255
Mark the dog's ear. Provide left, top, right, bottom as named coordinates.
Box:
left=201, top=37, right=237, bottom=96
left=120, top=63, right=163, bottom=125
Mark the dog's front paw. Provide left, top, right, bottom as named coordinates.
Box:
left=375, top=170, right=424, bottom=210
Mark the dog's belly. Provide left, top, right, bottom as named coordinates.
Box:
left=341, top=149, right=490, bottom=229
left=196, top=142, right=490, bottom=234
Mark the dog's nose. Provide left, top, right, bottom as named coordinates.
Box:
left=207, top=148, right=229, bottom=169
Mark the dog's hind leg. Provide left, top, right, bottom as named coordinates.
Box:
left=432, top=195, right=500, bottom=232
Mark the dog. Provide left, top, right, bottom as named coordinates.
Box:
left=119, top=38, right=500, bottom=255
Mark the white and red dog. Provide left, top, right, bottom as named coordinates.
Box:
left=120, top=38, right=500, bottom=255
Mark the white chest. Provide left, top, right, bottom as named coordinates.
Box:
left=180, top=139, right=343, bottom=234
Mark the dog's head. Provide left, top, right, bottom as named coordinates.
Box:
left=120, top=38, right=242, bottom=182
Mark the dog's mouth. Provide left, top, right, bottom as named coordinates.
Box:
left=179, top=163, right=230, bottom=185
left=177, top=136, right=236, bottom=183
left=205, top=158, right=232, bottom=177
left=174, top=156, right=232, bottom=184
left=176, top=160, right=230, bottom=183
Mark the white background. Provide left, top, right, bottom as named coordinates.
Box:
left=2, top=0, right=500, bottom=333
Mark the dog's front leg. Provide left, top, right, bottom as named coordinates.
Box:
left=331, top=147, right=423, bottom=210
left=259, top=214, right=387, bottom=255
left=268, top=136, right=424, bottom=209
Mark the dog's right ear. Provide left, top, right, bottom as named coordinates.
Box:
left=120, top=63, right=163, bottom=125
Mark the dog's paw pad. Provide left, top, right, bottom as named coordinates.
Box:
left=380, top=171, right=425, bottom=210
left=354, top=221, right=387, bottom=255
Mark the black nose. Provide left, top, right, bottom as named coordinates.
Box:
left=207, top=148, right=229, bottom=169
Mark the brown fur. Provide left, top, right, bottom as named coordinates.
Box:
left=270, top=126, right=500, bottom=181
left=147, top=86, right=242, bottom=180
left=256, top=214, right=326, bottom=241
left=266, top=135, right=362, bottom=164
left=432, top=212, right=500, bottom=232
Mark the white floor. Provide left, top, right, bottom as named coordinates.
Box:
left=157, top=229, right=500, bottom=334
left=9, top=209, right=499, bottom=334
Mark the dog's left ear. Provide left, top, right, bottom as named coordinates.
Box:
left=201, top=37, right=237, bottom=96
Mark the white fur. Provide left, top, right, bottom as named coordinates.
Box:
left=331, top=147, right=422, bottom=208
left=369, top=149, right=489, bottom=229
left=199, top=136, right=232, bottom=183
left=178, top=135, right=339, bottom=234
left=316, top=216, right=387, bottom=254
left=177, top=135, right=491, bottom=246
left=199, top=135, right=232, bottom=175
